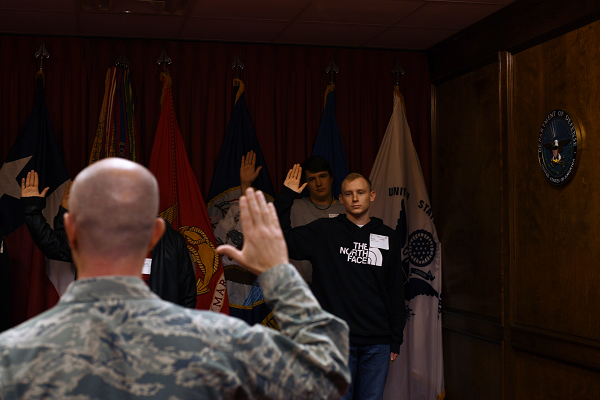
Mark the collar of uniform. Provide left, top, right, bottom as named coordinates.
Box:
left=59, top=276, right=160, bottom=304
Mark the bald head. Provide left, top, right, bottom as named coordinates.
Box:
left=68, top=158, right=161, bottom=265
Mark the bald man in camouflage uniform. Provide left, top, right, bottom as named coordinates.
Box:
left=0, top=158, right=350, bottom=399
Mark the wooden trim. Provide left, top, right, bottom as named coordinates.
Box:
left=498, top=50, right=516, bottom=400
left=427, top=0, right=600, bottom=85
left=442, top=308, right=503, bottom=344
left=511, top=324, right=600, bottom=372
left=430, top=83, right=438, bottom=214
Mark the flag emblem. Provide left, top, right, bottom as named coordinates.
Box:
left=371, top=87, right=444, bottom=400
left=207, top=78, right=274, bottom=325
left=149, top=67, right=229, bottom=313
left=178, top=225, right=220, bottom=296
left=406, top=229, right=436, bottom=267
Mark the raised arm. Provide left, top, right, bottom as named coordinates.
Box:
left=217, top=189, right=350, bottom=399
left=21, top=170, right=49, bottom=198
left=217, top=189, right=288, bottom=275
left=273, top=164, right=307, bottom=232
left=283, top=164, right=307, bottom=194
left=61, top=181, right=71, bottom=210
left=240, top=150, right=262, bottom=194
left=20, top=171, right=73, bottom=262
left=272, top=165, right=320, bottom=262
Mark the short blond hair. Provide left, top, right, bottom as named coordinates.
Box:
left=340, top=173, right=372, bottom=192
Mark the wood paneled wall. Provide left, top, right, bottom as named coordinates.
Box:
left=433, top=16, right=600, bottom=399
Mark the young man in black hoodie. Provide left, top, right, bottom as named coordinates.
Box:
left=275, top=166, right=406, bottom=400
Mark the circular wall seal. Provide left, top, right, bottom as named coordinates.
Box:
left=537, top=109, right=581, bottom=185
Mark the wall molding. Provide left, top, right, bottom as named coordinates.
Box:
left=511, top=324, right=600, bottom=371
left=443, top=308, right=504, bottom=344
left=427, top=0, right=600, bottom=85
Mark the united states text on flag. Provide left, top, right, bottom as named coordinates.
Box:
left=370, top=87, right=445, bottom=400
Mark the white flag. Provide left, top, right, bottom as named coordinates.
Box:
left=370, top=88, right=444, bottom=400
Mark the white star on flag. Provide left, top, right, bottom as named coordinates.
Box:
left=0, top=156, right=31, bottom=199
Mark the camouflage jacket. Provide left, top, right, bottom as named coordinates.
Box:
left=0, top=264, right=350, bottom=399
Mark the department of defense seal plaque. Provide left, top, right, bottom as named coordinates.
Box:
left=537, top=109, right=581, bottom=185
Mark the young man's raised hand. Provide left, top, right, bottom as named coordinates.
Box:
left=240, top=150, right=262, bottom=193
left=283, top=164, right=307, bottom=194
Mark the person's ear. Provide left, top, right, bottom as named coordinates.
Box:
left=147, top=217, right=166, bottom=252
left=370, top=190, right=376, bottom=202
left=64, top=212, right=78, bottom=252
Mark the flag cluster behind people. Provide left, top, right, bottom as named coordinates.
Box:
left=89, top=66, right=141, bottom=164
left=311, top=83, right=349, bottom=198
left=1, top=65, right=441, bottom=400
left=207, top=78, right=276, bottom=326
left=370, top=87, right=445, bottom=400
left=149, top=67, right=229, bottom=313
left=0, top=72, right=70, bottom=326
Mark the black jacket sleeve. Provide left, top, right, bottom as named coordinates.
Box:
left=21, top=197, right=72, bottom=262
left=273, top=185, right=298, bottom=232
left=273, top=186, right=319, bottom=262
left=386, top=237, right=406, bottom=353
left=148, top=222, right=197, bottom=309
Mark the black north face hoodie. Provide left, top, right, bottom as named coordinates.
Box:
left=275, top=186, right=406, bottom=353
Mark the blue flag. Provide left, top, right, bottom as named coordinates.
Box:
left=0, top=73, right=70, bottom=235
left=207, top=79, right=274, bottom=208
left=0, top=72, right=71, bottom=326
left=208, top=78, right=276, bottom=328
left=311, top=84, right=349, bottom=198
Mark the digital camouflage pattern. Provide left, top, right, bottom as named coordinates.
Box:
left=0, top=264, right=350, bottom=399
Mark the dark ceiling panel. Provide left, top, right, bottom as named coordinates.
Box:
left=398, top=2, right=505, bottom=30
left=296, top=0, right=424, bottom=25
left=190, top=0, right=311, bottom=20
left=0, top=0, right=75, bottom=11
left=181, top=17, right=290, bottom=42
left=79, top=13, right=185, bottom=39
left=366, top=25, right=458, bottom=50
left=0, top=10, right=77, bottom=36
left=275, top=22, right=388, bottom=47
left=80, top=0, right=192, bottom=15
left=0, top=0, right=520, bottom=50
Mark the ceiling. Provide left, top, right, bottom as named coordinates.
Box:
left=0, top=0, right=518, bottom=51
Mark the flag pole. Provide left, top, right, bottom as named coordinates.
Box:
left=34, top=43, right=50, bottom=72
left=115, top=51, right=130, bottom=68
left=157, top=48, right=172, bottom=66
left=232, top=55, right=244, bottom=80
left=325, top=57, right=339, bottom=84
left=392, top=59, right=405, bottom=86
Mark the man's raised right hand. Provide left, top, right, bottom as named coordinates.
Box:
left=21, top=170, right=49, bottom=198
left=216, top=188, right=289, bottom=275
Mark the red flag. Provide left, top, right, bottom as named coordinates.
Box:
left=149, top=68, right=229, bottom=314
left=5, top=226, right=59, bottom=326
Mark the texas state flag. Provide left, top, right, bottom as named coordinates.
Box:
left=0, top=72, right=71, bottom=327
